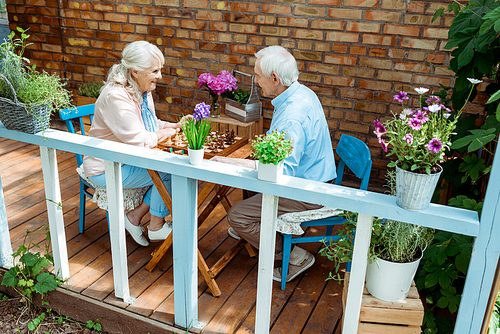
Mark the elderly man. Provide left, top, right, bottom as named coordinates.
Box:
left=213, top=45, right=336, bottom=283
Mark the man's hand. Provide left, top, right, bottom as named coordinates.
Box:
left=211, top=156, right=256, bottom=169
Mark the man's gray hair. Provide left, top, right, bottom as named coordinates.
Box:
left=255, top=45, right=299, bottom=87
left=105, top=41, right=165, bottom=103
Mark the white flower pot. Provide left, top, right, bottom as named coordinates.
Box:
left=395, top=164, right=443, bottom=211
left=365, top=250, right=423, bottom=302
left=188, top=147, right=205, bottom=165
left=257, top=160, right=284, bottom=182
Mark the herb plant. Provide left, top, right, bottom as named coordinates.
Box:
left=180, top=102, right=213, bottom=150
left=225, top=88, right=250, bottom=105
left=251, top=129, right=293, bottom=165
left=78, top=81, right=103, bottom=99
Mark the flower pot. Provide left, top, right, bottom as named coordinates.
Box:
left=188, top=147, right=205, bottom=165
left=365, top=249, right=423, bottom=302
left=395, top=164, right=443, bottom=211
left=257, top=160, right=284, bottom=182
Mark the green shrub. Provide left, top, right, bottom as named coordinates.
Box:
left=78, top=81, right=103, bottom=98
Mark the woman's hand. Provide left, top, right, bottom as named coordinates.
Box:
left=155, top=127, right=179, bottom=142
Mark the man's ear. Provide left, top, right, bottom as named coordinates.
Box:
left=272, top=72, right=280, bottom=86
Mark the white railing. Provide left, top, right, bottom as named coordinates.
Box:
left=0, top=123, right=496, bottom=334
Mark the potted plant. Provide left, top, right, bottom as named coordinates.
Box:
left=373, top=81, right=481, bottom=210
left=197, top=70, right=237, bottom=118
left=180, top=102, right=213, bottom=165
left=251, top=129, right=293, bottom=182
left=320, top=173, right=435, bottom=301
left=0, top=27, right=73, bottom=134
left=74, top=81, right=103, bottom=106
left=223, top=70, right=262, bottom=123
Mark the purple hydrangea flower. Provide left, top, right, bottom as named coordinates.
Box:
left=404, top=133, right=413, bottom=144
left=408, top=118, right=422, bottom=130
left=373, top=119, right=386, bottom=137
left=426, top=138, right=442, bottom=154
left=219, top=70, right=238, bottom=91
left=193, top=102, right=211, bottom=120
left=393, top=91, right=409, bottom=103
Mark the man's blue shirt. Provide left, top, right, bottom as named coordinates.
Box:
left=269, top=81, right=337, bottom=182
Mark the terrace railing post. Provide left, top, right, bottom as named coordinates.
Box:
left=343, top=213, right=374, bottom=334
left=171, top=174, right=199, bottom=329
left=255, top=193, right=279, bottom=334
left=0, top=173, right=13, bottom=268
left=454, top=149, right=500, bottom=334
left=104, top=160, right=135, bottom=304
left=39, top=146, right=70, bottom=279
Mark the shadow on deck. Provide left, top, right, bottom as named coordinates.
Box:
left=0, top=138, right=344, bottom=334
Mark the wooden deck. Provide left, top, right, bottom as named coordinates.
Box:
left=0, top=137, right=344, bottom=334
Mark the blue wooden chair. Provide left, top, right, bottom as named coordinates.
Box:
left=59, top=104, right=147, bottom=233
left=278, top=134, right=372, bottom=290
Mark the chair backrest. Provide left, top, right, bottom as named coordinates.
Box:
left=333, top=134, right=372, bottom=190
left=59, top=104, right=95, bottom=166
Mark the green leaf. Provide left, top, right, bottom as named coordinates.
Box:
left=432, top=8, right=445, bottom=23
left=20, top=253, right=38, bottom=267
left=497, top=104, right=500, bottom=123
left=458, top=41, right=475, bottom=68
left=1, top=267, right=19, bottom=287
left=425, top=272, right=440, bottom=288
left=487, top=89, right=500, bottom=104
left=34, top=272, right=58, bottom=294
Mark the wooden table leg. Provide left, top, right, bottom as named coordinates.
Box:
left=146, top=233, right=173, bottom=272
left=198, top=249, right=222, bottom=297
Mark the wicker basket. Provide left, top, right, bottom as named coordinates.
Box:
left=0, top=74, right=51, bottom=134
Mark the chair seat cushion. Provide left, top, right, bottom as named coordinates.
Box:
left=76, top=165, right=149, bottom=211
left=276, top=207, right=343, bottom=235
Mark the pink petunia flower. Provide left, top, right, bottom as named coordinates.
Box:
left=380, top=138, right=388, bottom=152
left=404, top=133, right=413, bottom=144
left=373, top=119, right=386, bottom=137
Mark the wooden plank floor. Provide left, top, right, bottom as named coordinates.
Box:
left=0, top=138, right=344, bottom=334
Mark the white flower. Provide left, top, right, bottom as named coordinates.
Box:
left=467, top=78, right=483, bottom=85
left=399, top=113, right=407, bottom=120
left=443, top=113, right=451, bottom=119
left=428, top=104, right=442, bottom=113
left=414, top=87, right=429, bottom=95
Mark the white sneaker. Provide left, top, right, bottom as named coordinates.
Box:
left=228, top=227, right=241, bottom=240
left=124, top=213, right=149, bottom=246
left=148, top=222, right=173, bottom=241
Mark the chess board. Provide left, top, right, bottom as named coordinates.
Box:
left=157, top=130, right=249, bottom=159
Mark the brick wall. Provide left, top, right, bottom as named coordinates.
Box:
left=5, top=0, right=486, bottom=190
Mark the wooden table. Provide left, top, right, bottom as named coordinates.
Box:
left=146, top=141, right=257, bottom=297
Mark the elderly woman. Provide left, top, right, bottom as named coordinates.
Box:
left=83, top=41, right=183, bottom=247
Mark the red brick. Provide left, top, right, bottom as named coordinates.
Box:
left=325, top=54, right=357, bottom=66
left=226, top=13, right=253, bottom=23
left=96, top=31, right=119, bottom=41
left=183, top=0, right=208, bottom=8
left=383, top=24, right=420, bottom=36
left=369, top=48, right=386, bottom=57
left=365, top=10, right=401, bottom=22
left=343, top=67, right=375, bottom=78
left=401, top=38, right=438, bottom=50
left=381, top=0, right=406, bottom=10
left=426, top=53, right=446, bottom=64
left=172, top=38, right=197, bottom=49
left=355, top=101, right=387, bottom=113
left=311, top=20, right=344, bottom=30
left=344, top=0, right=378, bottom=7
left=350, top=46, right=366, bottom=55
left=310, top=0, right=341, bottom=5
left=219, top=54, right=246, bottom=64
left=362, top=34, right=396, bottom=46
left=293, top=29, right=324, bottom=40
left=181, top=20, right=207, bottom=29
left=346, top=22, right=380, bottom=33
left=294, top=51, right=322, bottom=62
left=333, top=44, right=348, bottom=53
left=230, top=24, right=258, bottom=34
left=103, top=13, right=128, bottom=22
left=413, top=75, right=451, bottom=86
left=404, top=14, right=440, bottom=26
left=93, top=3, right=114, bottom=11
left=394, top=61, right=430, bottom=73
left=143, top=7, right=165, bottom=16
left=374, top=92, right=394, bottom=103
left=294, top=6, right=325, bottom=17
left=231, top=3, right=260, bottom=12
left=407, top=1, right=424, bottom=12
left=260, top=26, right=288, bottom=37
left=81, top=12, right=103, bottom=20
left=378, top=70, right=412, bottom=82
left=328, top=8, right=362, bottom=19
left=359, top=57, right=392, bottom=69
left=277, top=17, right=307, bottom=27
left=130, top=15, right=153, bottom=25
left=359, top=79, right=391, bottom=91
left=327, top=32, right=359, bottom=43
left=257, top=15, right=277, bottom=25
left=323, top=98, right=353, bottom=108
left=168, top=9, right=194, bottom=18
left=339, top=121, right=370, bottom=133
left=155, top=18, right=180, bottom=27
left=229, top=45, right=258, bottom=55
left=262, top=4, right=291, bottom=15
left=423, top=27, right=449, bottom=39
left=324, top=75, right=356, bottom=87
left=340, top=88, right=373, bottom=100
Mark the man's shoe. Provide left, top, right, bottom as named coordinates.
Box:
left=124, top=213, right=149, bottom=246
left=228, top=227, right=241, bottom=240
left=273, top=249, right=315, bottom=283
left=148, top=222, right=173, bottom=241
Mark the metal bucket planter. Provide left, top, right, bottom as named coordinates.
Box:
left=365, top=249, right=423, bottom=302
left=395, top=164, right=442, bottom=211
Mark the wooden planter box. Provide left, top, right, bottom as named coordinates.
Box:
left=225, top=70, right=262, bottom=123
left=342, top=273, right=424, bottom=334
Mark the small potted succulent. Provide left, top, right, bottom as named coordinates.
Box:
left=251, top=129, right=293, bottom=182
left=180, top=102, right=213, bottom=165
left=0, top=27, right=73, bottom=134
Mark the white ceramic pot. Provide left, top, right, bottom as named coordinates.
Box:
left=395, top=164, right=443, bottom=211
left=188, top=147, right=205, bottom=165
left=257, top=160, right=284, bottom=182
left=365, top=250, right=423, bottom=302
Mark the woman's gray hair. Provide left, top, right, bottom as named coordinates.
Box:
left=104, top=41, right=165, bottom=103
left=255, top=46, right=299, bottom=87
